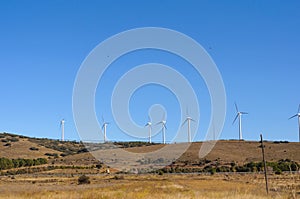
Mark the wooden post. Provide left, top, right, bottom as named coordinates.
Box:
left=260, top=134, right=269, bottom=194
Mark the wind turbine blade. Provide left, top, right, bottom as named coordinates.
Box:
left=156, top=121, right=162, bottom=126
left=102, top=116, right=104, bottom=124
left=181, top=119, right=188, bottom=127
left=234, top=102, right=239, bottom=112
left=298, top=104, right=300, bottom=113
left=191, top=118, right=196, bottom=122
left=163, top=123, right=167, bottom=130
left=232, top=114, right=239, bottom=124
left=186, top=107, right=189, bottom=116
left=241, top=112, right=248, bottom=114
left=289, top=114, right=298, bottom=120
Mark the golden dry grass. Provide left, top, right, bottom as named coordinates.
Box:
left=0, top=138, right=61, bottom=159
left=0, top=173, right=297, bottom=199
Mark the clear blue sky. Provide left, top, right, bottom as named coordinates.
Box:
left=0, top=0, right=299, bottom=142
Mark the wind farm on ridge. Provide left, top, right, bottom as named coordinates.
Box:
left=59, top=103, right=300, bottom=144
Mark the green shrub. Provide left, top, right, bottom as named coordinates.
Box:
left=0, top=158, right=47, bottom=170
left=274, top=168, right=282, bottom=175
left=210, top=168, right=216, bottom=175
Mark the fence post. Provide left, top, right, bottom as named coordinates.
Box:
left=260, top=134, right=269, bottom=194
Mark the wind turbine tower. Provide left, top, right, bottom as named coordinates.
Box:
left=145, top=117, right=152, bottom=143
left=101, top=117, right=109, bottom=143
left=289, top=104, right=300, bottom=142
left=157, top=116, right=167, bottom=144
left=60, top=119, right=65, bottom=141
left=232, top=103, right=248, bottom=140
left=182, top=115, right=195, bottom=143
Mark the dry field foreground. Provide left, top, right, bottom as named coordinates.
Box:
left=0, top=172, right=299, bottom=199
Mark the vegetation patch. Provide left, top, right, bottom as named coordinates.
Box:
left=44, top=153, right=59, bottom=158
left=0, top=157, right=48, bottom=170
left=29, top=147, right=39, bottom=151
left=114, top=141, right=158, bottom=148
left=78, top=175, right=90, bottom=184
left=29, top=138, right=87, bottom=156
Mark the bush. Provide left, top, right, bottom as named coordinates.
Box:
left=4, top=143, right=11, bottom=147
left=60, top=153, right=68, bottom=157
left=95, top=164, right=102, bottom=169
left=29, top=147, right=39, bottom=151
left=77, top=148, right=88, bottom=153
left=210, top=168, right=216, bottom=175
left=45, top=153, right=59, bottom=158
left=78, top=175, right=90, bottom=184
left=158, top=170, right=164, bottom=175
left=275, top=169, right=282, bottom=175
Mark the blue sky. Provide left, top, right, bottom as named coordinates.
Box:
left=0, top=1, right=299, bottom=142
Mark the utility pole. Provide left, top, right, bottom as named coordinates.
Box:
left=260, top=134, right=269, bottom=194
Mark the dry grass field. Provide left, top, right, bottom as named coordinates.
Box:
left=0, top=173, right=299, bottom=199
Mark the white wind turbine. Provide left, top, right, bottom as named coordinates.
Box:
left=289, top=104, right=300, bottom=142
left=60, top=119, right=65, bottom=141
left=182, top=110, right=195, bottom=143
left=232, top=103, right=248, bottom=140
left=157, top=114, right=167, bottom=144
left=101, top=116, right=109, bottom=143
left=145, top=116, right=152, bottom=143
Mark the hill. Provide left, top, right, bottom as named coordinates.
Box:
left=0, top=132, right=299, bottom=172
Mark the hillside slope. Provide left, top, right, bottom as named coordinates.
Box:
left=1, top=132, right=299, bottom=167
left=0, top=133, right=61, bottom=159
